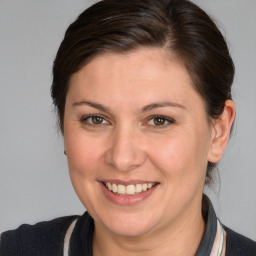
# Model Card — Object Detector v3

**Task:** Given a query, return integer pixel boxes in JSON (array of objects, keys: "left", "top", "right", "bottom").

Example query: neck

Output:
[{"left": 93, "top": 199, "right": 205, "bottom": 256}]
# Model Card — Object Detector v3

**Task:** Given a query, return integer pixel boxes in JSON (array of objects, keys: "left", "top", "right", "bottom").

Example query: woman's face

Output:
[{"left": 64, "top": 48, "right": 215, "bottom": 237}]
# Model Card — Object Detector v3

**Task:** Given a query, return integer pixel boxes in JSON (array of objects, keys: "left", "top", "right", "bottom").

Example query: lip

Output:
[
  {"left": 100, "top": 179, "right": 158, "bottom": 186},
  {"left": 99, "top": 181, "right": 159, "bottom": 206}
]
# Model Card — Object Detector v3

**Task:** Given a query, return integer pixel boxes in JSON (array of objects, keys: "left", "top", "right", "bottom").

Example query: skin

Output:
[{"left": 64, "top": 48, "right": 235, "bottom": 255}]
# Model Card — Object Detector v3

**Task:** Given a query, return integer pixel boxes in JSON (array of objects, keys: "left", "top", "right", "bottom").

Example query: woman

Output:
[{"left": 1, "top": 0, "right": 255, "bottom": 255}]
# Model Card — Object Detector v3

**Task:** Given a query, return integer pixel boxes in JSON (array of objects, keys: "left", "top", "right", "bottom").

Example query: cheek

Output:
[
  {"left": 64, "top": 130, "right": 106, "bottom": 211},
  {"left": 147, "top": 130, "right": 209, "bottom": 180},
  {"left": 64, "top": 129, "right": 104, "bottom": 179}
]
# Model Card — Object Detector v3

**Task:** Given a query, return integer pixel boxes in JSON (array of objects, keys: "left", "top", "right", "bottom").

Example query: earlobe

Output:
[{"left": 208, "top": 100, "right": 236, "bottom": 163}]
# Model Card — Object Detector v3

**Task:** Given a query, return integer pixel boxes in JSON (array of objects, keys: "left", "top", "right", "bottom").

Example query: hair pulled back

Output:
[{"left": 51, "top": 0, "right": 235, "bottom": 182}]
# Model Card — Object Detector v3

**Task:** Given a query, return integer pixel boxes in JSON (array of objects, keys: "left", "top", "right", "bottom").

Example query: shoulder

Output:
[
  {"left": 224, "top": 225, "right": 256, "bottom": 256},
  {"left": 0, "top": 215, "right": 79, "bottom": 256}
]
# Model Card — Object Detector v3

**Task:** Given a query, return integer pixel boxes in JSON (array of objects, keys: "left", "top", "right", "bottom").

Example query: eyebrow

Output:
[
  {"left": 72, "top": 100, "right": 112, "bottom": 112},
  {"left": 72, "top": 100, "right": 186, "bottom": 113},
  {"left": 141, "top": 102, "right": 186, "bottom": 112}
]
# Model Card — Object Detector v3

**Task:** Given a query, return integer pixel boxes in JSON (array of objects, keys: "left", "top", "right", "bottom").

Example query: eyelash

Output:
[
  {"left": 80, "top": 114, "right": 175, "bottom": 128},
  {"left": 81, "top": 114, "right": 109, "bottom": 127},
  {"left": 146, "top": 115, "right": 175, "bottom": 128}
]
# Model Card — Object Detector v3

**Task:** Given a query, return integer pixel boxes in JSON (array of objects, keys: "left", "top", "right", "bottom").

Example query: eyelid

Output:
[
  {"left": 81, "top": 114, "right": 110, "bottom": 125},
  {"left": 146, "top": 115, "right": 175, "bottom": 127},
  {"left": 80, "top": 114, "right": 175, "bottom": 128}
]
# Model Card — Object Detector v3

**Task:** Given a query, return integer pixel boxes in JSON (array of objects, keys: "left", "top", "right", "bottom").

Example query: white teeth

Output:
[
  {"left": 136, "top": 184, "right": 143, "bottom": 193},
  {"left": 117, "top": 184, "right": 126, "bottom": 195},
  {"left": 107, "top": 182, "right": 112, "bottom": 190},
  {"left": 112, "top": 183, "right": 118, "bottom": 193},
  {"left": 147, "top": 183, "right": 153, "bottom": 189},
  {"left": 126, "top": 185, "right": 136, "bottom": 195},
  {"left": 104, "top": 182, "right": 156, "bottom": 195},
  {"left": 142, "top": 184, "right": 147, "bottom": 191}
]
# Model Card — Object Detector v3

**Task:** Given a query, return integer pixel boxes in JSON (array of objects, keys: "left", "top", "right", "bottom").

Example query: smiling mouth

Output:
[{"left": 103, "top": 182, "right": 158, "bottom": 196}]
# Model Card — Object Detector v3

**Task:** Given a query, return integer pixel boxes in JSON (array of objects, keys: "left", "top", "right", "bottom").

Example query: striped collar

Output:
[
  {"left": 67, "top": 195, "right": 225, "bottom": 256},
  {"left": 196, "top": 195, "right": 226, "bottom": 255}
]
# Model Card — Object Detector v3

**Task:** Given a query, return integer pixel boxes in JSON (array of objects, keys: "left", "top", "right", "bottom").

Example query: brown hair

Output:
[{"left": 51, "top": 0, "right": 235, "bottom": 182}]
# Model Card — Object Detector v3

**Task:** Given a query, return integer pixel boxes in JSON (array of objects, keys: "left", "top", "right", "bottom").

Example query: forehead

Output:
[
  {"left": 67, "top": 48, "right": 203, "bottom": 111},
  {"left": 71, "top": 48, "right": 174, "bottom": 83}
]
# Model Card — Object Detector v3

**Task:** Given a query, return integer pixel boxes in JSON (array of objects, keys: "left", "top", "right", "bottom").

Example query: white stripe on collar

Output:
[
  {"left": 210, "top": 219, "right": 226, "bottom": 256},
  {"left": 63, "top": 217, "right": 227, "bottom": 255},
  {"left": 63, "top": 219, "right": 78, "bottom": 256}
]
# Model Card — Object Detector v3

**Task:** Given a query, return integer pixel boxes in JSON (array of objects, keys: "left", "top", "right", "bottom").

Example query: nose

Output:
[{"left": 104, "top": 126, "right": 146, "bottom": 172}]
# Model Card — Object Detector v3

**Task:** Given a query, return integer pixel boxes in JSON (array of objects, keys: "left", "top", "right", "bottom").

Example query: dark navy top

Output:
[{"left": 1, "top": 196, "right": 255, "bottom": 255}]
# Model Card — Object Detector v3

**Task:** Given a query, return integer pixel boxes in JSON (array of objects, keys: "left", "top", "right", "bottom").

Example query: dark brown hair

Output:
[{"left": 51, "top": 0, "right": 235, "bottom": 182}]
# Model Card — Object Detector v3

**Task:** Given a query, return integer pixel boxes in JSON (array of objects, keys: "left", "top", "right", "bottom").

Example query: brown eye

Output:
[
  {"left": 153, "top": 117, "right": 166, "bottom": 125},
  {"left": 81, "top": 115, "right": 108, "bottom": 126},
  {"left": 91, "top": 116, "right": 104, "bottom": 124},
  {"left": 147, "top": 115, "right": 175, "bottom": 127}
]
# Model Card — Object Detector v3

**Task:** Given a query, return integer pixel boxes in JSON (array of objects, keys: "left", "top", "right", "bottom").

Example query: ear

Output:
[{"left": 208, "top": 100, "right": 236, "bottom": 163}]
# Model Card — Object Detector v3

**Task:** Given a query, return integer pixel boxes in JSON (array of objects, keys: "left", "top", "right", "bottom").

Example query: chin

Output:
[
  {"left": 96, "top": 209, "right": 160, "bottom": 237},
  {"left": 107, "top": 222, "right": 155, "bottom": 237}
]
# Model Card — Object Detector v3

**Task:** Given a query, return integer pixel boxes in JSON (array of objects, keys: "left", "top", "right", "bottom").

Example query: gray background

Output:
[{"left": 0, "top": 0, "right": 255, "bottom": 240}]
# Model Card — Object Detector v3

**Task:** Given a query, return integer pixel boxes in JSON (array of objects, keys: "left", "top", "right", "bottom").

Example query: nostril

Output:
[{"left": 104, "top": 147, "right": 146, "bottom": 172}]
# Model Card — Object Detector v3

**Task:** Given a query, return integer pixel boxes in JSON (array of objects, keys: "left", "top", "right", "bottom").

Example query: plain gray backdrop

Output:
[{"left": 0, "top": 0, "right": 255, "bottom": 240}]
